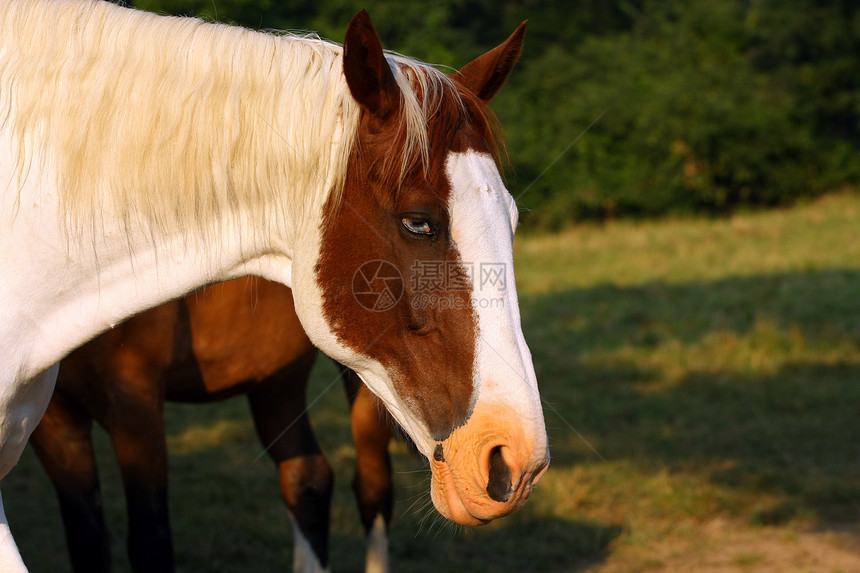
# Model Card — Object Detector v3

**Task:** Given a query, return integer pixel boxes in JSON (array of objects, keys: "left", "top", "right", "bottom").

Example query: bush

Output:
[{"left": 498, "top": 1, "right": 857, "bottom": 228}]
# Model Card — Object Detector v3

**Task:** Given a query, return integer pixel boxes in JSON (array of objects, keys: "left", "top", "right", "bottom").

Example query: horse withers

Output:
[
  {"left": 31, "top": 277, "right": 393, "bottom": 572},
  {"left": 0, "top": 2, "right": 548, "bottom": 568}
]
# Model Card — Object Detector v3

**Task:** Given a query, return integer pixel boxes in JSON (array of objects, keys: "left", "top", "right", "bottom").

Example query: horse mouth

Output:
[{"left": 430, "top": 458, "right": 494, "bottom": 526}]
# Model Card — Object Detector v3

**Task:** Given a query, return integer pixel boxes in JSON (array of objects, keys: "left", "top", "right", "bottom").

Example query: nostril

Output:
[{"left": 486, "top": 446, "right": 513, "bottom": 503}]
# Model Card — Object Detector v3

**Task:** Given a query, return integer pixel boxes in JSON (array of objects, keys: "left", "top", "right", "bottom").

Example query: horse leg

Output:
[
  {"left": 29, "top": 390, "right": 110, "bottom": 573},
  {"left": 247, "top": 355, "right": 333, "bottom": 573},
  {"left": 106, "top": 389, "right": 173, "bottom": 573},
  {"left": 0, "top": 362, "right": 60, "bottom": 573},
  {"left": 343, "top": 368, "right": 393, "bottom": 573},
  {"left": 0, "top": 490, "right": 26, "bottom": 573}
]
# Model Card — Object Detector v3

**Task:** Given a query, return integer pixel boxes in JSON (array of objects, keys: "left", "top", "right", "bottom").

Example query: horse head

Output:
[{"left": 292, "top": 11, "right": 549, "bottom": 526}]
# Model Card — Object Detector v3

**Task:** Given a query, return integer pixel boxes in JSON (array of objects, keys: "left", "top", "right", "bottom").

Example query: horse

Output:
[
  {"left": 30, "top": 276, "right": 393, "bottom": 573},
  {"left": 0, "top": 2, "right": 549, "bottom": 569}
]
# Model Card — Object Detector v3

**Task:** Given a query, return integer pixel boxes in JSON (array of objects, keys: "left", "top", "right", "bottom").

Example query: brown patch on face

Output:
[{"left": 315, "top": 74, "right": 498, "bottom": 441}]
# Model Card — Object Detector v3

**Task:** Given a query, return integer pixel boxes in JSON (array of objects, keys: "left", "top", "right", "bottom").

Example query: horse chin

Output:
[{"left": 430, "top": 458, "right": 492, "bottom": 526}]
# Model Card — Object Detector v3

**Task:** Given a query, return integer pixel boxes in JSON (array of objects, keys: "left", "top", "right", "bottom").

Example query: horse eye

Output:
[{"left": 401, "top": 216, "right": 434, "bottom": 236}]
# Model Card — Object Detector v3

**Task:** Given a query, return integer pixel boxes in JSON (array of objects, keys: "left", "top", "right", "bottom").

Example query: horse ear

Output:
[
  {"left": 343, "top": 10, "right": 400, "bottom": 120},
  {"left": 454, "top": 21, "right": 527, "bottom": 102}
]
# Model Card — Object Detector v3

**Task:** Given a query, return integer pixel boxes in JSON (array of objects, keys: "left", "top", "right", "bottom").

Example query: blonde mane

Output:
[{"left": 0, "top": 0, "right": 462, "bottom": 243}]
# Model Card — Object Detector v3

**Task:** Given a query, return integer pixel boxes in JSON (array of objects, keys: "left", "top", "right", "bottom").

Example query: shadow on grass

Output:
[
  {"left": 522, "top": 268, "right": 860, "bottom": 357},
  {"left": 8, "top": 383, "right": 624, "bottom": 572},
  {"left": 525, "top": 268, "right": 860, "bottom": 527},
  {"left": 380, "top": 516, "right": 623, "bottom": 573}
]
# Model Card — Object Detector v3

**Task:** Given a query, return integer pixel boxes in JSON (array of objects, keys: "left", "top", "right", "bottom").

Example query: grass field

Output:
[{"left": 5, "top": 191, "right": 860, "bottom": 572}]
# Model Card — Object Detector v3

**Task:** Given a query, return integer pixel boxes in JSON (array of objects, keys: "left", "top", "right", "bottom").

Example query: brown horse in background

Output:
[{"left": 29, "top": 277, "right": 393, "bottom": 573}]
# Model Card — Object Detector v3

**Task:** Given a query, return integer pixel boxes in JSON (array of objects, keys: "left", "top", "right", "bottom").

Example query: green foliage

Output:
[
  {"left": 132, "top": 0, "right": 859, "bottom": 227},
  {"left": 504, "top": 1, "right": 859, "bottom": 226}
]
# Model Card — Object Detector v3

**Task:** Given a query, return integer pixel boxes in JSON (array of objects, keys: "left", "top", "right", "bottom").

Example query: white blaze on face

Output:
[{"left": 446, "top": 150, "right": 545, "bottom": 434}]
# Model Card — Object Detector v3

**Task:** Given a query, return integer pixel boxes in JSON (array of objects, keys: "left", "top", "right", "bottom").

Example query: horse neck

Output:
[
  {"left": 0, "top": 1, "right": 355, "bottom": 379},
  {"left": 0, "top": 158, "right": 298, "bottom": 382}
]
